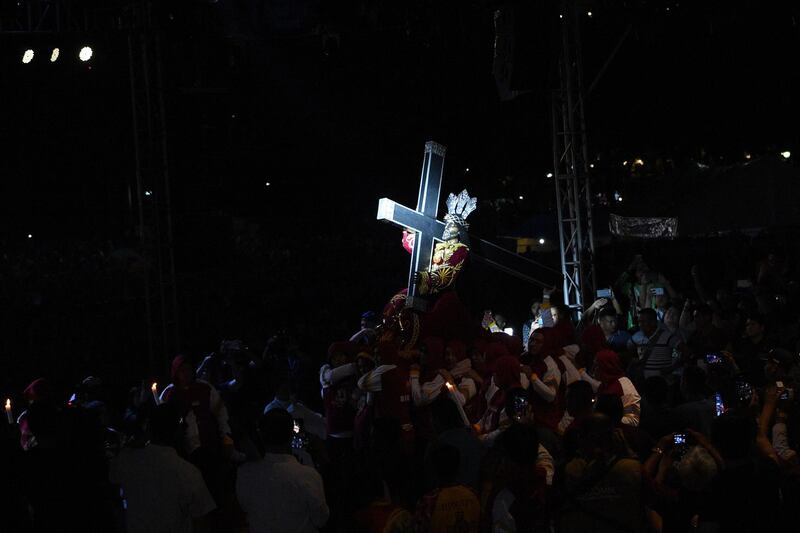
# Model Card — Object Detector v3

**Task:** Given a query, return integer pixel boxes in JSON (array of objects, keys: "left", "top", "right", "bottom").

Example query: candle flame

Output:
[
  {"left": 446, "top": 382, "right": 454, "bottom": 391},
  {"left": 151, "top": 382, "right": 157, "bottom": 392},
  {"left": 5, "top": 399, "right": 10, "bottom": 409}
]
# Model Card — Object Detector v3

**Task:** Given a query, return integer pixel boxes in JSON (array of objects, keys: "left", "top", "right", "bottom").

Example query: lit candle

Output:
[
  {"left": 151, "top": 382, "right": 160, "bottom": 405},
  {"left": 5, "top": 399, "right": 13, "bottom": 425},
  {"left": 445, "top": 382, "right": 470, "bottom": 427}
]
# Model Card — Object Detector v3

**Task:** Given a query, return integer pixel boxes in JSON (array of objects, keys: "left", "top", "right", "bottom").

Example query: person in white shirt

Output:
[
  {"left": 237, "top": 408, "right": 329, "bottom": 533},
  {"left": 110, "top": 404, "right": 216, "bottom": 533}
]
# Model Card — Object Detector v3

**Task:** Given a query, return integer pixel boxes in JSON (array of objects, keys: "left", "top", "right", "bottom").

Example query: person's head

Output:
[
  {"left": 638, "top": 308, "right": 659, "bottom": 337},
  {"left": 528, "top": 327, "right": 559, "bottom": 358},
  {"left": 170, "top": 355, "right": 194, "bottom": 388},
  {"left": 431, "top": 444, "right": 461, "bottom": 486},
  {"left": 580, "top": 413, "right": 614, "bottom": 459},
  {"left": 442, "top": 219, "right": 462, "bottom": 242},
  {"left": 594, "top": 394, "right": 623, "bottom": 426},
  {"left": 444, "top": 339, "right": 467, "bottom": 370},
  {"left": 765, "top": 348, "right": 795, "bottom": 381},
  {"left": 593, "top": 350, "right": 625, "bottom": 384},
  {"left": 663, "top": 304, "right": 680, "bottom": 331},
  {"left": 501, "top": 423, "right": 539, "bottom": 466},
  {"left": 675, "top": 446, "right": 719, "bottom": 492},
  {"left": 598, "top": 308, "right": 619, "bottom": 336},
  {"left": 680, "top": 365, "right": 709, "bottom": 400},
  {"left": 327, "top": 341, "right": 355, "bottom": 368},
  {"left": 693, "top": 304, "right": 714, "bottom": 329},
  {"left": 550, "top": 304, "right": 571, "bottom": 326},
  {"left": 148, "top": 403, "right": 182, "bottom": 447},
  {"left": 356, "top": 351, "right": 375, "bottom": 375},
  {"left": 566, "top": 380, "right": 595, "bottom": 417},
  {"left": 635, "top": 262, "right": 651, "bottom": 283},
  {"left": 258, "top": 408, "right": 294, "bottom": 451},
  {"left": 493, "top": 356, "right": 522, "bottom": 390},
  {"left": 360, "top": 311, "right": 377, "bottom": 330},
  {"left": 504, "top": 387, "right": 534, "bottom": 425},
  {"left": 530, "top": 301, "right": 542, "bottom": 317},
  {"left": 744, "top": 314, "right": 766, "bottom": 340}
]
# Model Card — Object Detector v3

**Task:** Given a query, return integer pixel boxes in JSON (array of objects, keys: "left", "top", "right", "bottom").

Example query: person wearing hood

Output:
[
  {"left": 160, "top": 354, "right": 232, "bottom": 456},
  {"left": 580, "top": 350, "right": 641, "bottom": 427}
]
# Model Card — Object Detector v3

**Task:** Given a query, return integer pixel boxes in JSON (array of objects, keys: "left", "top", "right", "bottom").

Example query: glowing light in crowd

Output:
[
  {"left": 589, "top": 163, "right": 595, "bottom": 168},
  {"left": 587, "top": 11, "right": 593, "bottom": 17},
  {"left": 503, "top": 328, "right": 514, "bottom": 336},
  {"left": 465, "top": 168, "right": 470, "bottom": 173},
  {"left": 622, "top": 160, "right": 628, "bottom": 166},
  {"left": 79, "top": 46, "right": 93, "bottom": 61},
  {"left": 265, "top": 182, "right": 271, "bottom": 187},
  {"left": 144, "top": 190, "right": 153, "bottom": 196},
  {"left": 151, "top": 383, "right": 160, "bottom": 405},
  {"left": 781, "top": 151, "right": 791, "bottom": 159},
  {"left": 518, "top": 195, "right": 524, "bottom": 200},
  {"left": 538, "top": 238, "right": 545, "bottom": 245},
  {"left": 5, "top": 399, "right": 13, "bottom": 424},
  {"left": 50, "top": 48, "right": 60, "bottom": 62},
  {"left": 546, "top": 172, "right": 553, "bottom": 178},
  {"left": 633, "top": 158, "right": 644, "bottom": 167},
  {"left": 27, "top": 234, "right": 33, "bottom": 239},
  {"left": 744, "top": 153, "right": 751, "bottom": 160},
  {"left": 22, "top": 49, "right": 34, "bottom": 64}
]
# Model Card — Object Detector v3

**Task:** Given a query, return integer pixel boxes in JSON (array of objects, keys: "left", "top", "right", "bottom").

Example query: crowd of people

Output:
[{"left": 2, "top": 250, "right": 800, "bottom": 533}]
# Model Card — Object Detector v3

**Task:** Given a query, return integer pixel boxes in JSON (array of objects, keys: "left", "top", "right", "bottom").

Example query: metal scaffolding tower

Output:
[{"left": 552, "top": 0, "right": 596, "bottom": 316}]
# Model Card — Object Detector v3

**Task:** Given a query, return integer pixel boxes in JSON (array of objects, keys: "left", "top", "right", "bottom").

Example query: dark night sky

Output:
[{"left": 1, "top": 1, "right": 798, "bottom": 258}]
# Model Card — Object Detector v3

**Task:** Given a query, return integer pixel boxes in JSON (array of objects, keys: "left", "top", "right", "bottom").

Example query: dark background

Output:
[{"left": 0, "top": 0, "right": 798, "bottom": 389}]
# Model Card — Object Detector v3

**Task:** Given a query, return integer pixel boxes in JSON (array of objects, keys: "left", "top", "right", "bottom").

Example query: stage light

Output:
[
  {"left": 519, "top": 195, "right": 524, "bottom": 200},
  {"left": 22, "top": 49, "right": 34, "bottom": 64},
  {"left": 265, "top": 182, "right": 271, "bottom": 187},
  {"left": 79, "top": 46, "right": 93, "bottom": 62},
  {"left": 27, "top": 234, "right": 33, "bottom": 239},
  {"left": 781, "top": 151, "right": 791, "bottom": 159},
  {"left": 589, "top": 163, "right": 595, "bottom": 168},
  {"left": 144, "top": 190, "right": 153, "bottom": 196},
  {"left": 587, "top": 11, "right": 593, "bottom": 17},
  {"left": 559, "top": 14, "right": 563, "bottom": 19},
  {"left": 465, "top": 168, "right": 470, "bottom": 173},
  {"left": 546, "top": 172, "right": 553, "bottom": 178},
  {"left": 538, "top": 238, "right": 545, "bottom": 245},
  {"left": 50, "top": 48, "right": 60, "bottom": 62}
]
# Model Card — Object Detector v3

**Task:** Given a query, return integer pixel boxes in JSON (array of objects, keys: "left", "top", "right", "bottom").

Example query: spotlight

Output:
[
  {"left": 22, "top": 49, "right": 34, "bottom": 64},
  {"left": 50, "top": 48, "right": 60, "bottom": 62},
  {"left": 79, "top": 46, "right": 93, "bottom": 62},
  {"left": 781, "top": 151, "right": 791, "bottom": 160}
]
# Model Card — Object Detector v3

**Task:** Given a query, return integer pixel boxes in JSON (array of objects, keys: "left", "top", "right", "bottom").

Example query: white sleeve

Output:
[
  {"left": 320, "top": 362, "right": 357, "bottom": 388},
  {"left": 772, "top": 422, "right": 797, "bottom": 461},
  {"left": 579, "top": 369, "right": 602, "bottom": 393},
  {"left": 305, "top": 468, "right": 330, "bottom": 528},
  {"left": 537, "top": 444, "right": 555, "bottom": 486},
  {"left": 560, "top": 356, "right": 582, "bottom": 386},
  {"left": 491, "top": 489, "right": 517, "bottom": 533},
  {"left": 530, "top": 375, "right": 556, "bottom": 402},
  {"left": 187, "top": 465, "right": 217, "bottom": 518},
  {"left": 357, "top": 365, "right": 396, "bottom": 392},
  {"left": 619, "top": 378, "right": 641, "bottom": 427},
  {"left": 208, "top": 384, "right": 231, "bottom": 436},
  {"left": 457, "top": 378, "right": 477, "bottom": 402},
  {"left": 411, "top": 374, "right": 444, "bottom": 406}
]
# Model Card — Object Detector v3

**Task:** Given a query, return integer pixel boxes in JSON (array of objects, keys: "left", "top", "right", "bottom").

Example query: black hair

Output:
[
  {"left": 598, "top": 307, "right": 617, "bottom": 319},
  {"left": 566, "top": 380, "right": 595, "bottom": 415},
  {"left": 259, "top": 408, "right": 294, "bottom": 448},
  {"left": 639, "top": 308, "right": 658, "bottom": 321},
  {"left": 431, "top": 444, "right": 461, "bottom": 485},
  {"left": 501, "top": 423, "right": 540, "bottom": 466},
  {"left": 148, "top": 403, "right": 182, "bottom": 445},
  {"left": 594, "top": 393, "right": 623, "bottom": 424}
]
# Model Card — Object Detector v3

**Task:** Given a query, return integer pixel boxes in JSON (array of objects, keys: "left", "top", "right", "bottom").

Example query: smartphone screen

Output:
[
  {"left": 715, "top": 393, "right": 725, "bottom": 417},
  {"left": 706, "top": 353, "right": 722, "bottom": 364},
  {"left": 596, "top": 288, "right": 612, "bottom": 298},
  {"left": 650, "top": 287, "right": 665, "bottom": 296},
  {"left": 674, "top": 433, "right": 687, "bottom": 445}
]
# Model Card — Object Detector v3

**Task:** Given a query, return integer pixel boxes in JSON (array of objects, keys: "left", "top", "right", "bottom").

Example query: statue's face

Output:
[{"left": 442, "top": 221, "right": 460, "bottom": 241}]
